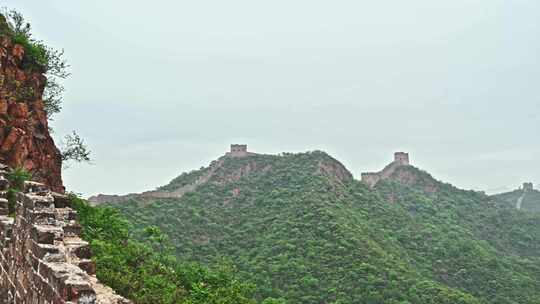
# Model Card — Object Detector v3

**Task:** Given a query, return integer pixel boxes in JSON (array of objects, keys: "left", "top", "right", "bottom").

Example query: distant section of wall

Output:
[
  {"left": 0, "top": 164, "right": 129, "bottom": 304},
  {"left": 523, "top": 182, "right": 534, "bottom": 192},
  {"left": 361, "top": 152, "right": 411, "bottom": 188},
  {"left": 360, "top": 172, "right": 381, "bottom": 188}
]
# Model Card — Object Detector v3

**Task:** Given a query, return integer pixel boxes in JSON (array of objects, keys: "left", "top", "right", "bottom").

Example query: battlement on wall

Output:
[{"left": 0, "top": 164, "right": 129, "bottom": 303}]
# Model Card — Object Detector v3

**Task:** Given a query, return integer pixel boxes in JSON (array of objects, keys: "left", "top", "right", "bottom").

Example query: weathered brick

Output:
[
  {"left": 52, "top": 192, "right": 71, "bottom": 208},
  {"left": 63, "top": 223, "right": 82, "bottom": 237},
  {"left": 31, "top": 225, "right": 63, "bottom": 244},
  {"left": 78, "top": 260, "right": 96, "bottom": 276},
  {"left": 0, "top": 163, "right": 130, "bottom": 303},
  {"left": 68, "top": 242, "right": 92, "bottom": 260}
]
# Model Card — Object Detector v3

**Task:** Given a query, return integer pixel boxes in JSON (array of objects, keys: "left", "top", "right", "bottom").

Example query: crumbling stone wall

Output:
[
  {"left": 0, "top": 164, "right": 129, "bottom": 304},
  {"left": 361, "top": 152, "right": 411, "bottom": 188},
  {"left": 360, "top": 172, "right": 381, "bottom": 188}
]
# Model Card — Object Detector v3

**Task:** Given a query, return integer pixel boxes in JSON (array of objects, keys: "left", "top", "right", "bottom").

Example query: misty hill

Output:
[
  {"left": 99, "top": 147, "right": 540, "bottom": 304},
  {"left": 492, "top": 183, "right": 540, "bottom": 213}
]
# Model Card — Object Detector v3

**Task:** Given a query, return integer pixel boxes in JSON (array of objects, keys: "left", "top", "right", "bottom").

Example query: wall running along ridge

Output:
[
  {"left": 0, "top": 163, "right": 129, "bottom": 304},
  {"left": 361, "top": 152, "right": 411, "bottom": 188},
  {"left": 89, "top": 144, "right": 258, "bottom": 204}
]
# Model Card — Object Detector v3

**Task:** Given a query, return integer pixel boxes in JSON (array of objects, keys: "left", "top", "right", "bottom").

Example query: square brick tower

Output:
[
  {"left": 523, "top": 182, "right": 534, "bottom": 191},
  {"left": 394, "top": 152, "right": 409, "bottom": 166},
  {"left": 230, "top": 144, "right": 248, "bottom": 157}
]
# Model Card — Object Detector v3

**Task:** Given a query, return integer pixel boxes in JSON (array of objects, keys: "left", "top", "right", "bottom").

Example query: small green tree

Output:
[
  {"left": 3, "top": 8, "right": 70, "bottom": 119},
  {"left": 6, "top": 167, "right": 31, "bottom": 191},
  {"left": 5, "top": 167, "right": 31, "bottom": 216},
  {"left": 60, "top": 131, "right": 91, "bottom": 167}
]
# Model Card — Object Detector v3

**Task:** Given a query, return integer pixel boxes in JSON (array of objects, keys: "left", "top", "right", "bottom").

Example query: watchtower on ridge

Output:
[
  {"left": 523, "top": 182, "right": 534, "bottom": 191},
  {"left": 229, "top": 144, "right": 248, "bottom": 157},
  {"left": 394, "top": 152, "right": 409, "bottom": 166}
]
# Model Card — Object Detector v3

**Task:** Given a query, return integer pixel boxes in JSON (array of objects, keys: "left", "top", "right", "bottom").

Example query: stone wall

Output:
[
  {"left": 361, "top": 152, "right": 411, "bottom": 188},
  {"left": 0, "top": 164, "right": 129, "bottom": 304},
  {"left": 360, "top": 172, "right": 381, "bottom": 188}
]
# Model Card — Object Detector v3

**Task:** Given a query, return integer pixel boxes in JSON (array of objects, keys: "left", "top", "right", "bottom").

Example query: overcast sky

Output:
[{"left": 5, "top": 0, "right": 539, "bottom": 196}]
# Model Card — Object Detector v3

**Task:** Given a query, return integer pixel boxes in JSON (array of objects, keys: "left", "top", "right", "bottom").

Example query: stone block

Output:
[
  {"left": 23, "top": 193, "right": 54, "bottom": 210},
  {"left": 27, "top": 209, "right": 56, "bottom": 225},
  {"left": 30, "top": 241, "right": 60, "bottom": 259},
  {"left": 55, "top": 208, "right": 78, "bottom": 222},
  {"left": 63, "top": 223, "right": 82, "bottom": 237},
  {"left": 77, "top": 260, "right": 96, "bottom": 275},
  {"left": 66, "top": 241, "right": 92, "bottom": 260},
  {"left": 24, "top": 181, "right": 49, "bottom": 194},
  {"left": 52, "top": 192, "right": 71, "bottom": 208},
  {"left": 0, "top": 177, "right": 8, "bottom": 191},
  {"left": 31, "top": 225, "right": 63, "bottom": 244},
  {"left": 0, "top": 198, "right": 8, "bottom": 209}
]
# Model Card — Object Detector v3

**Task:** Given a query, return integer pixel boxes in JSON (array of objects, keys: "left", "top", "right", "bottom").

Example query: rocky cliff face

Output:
[{"left": 0, "top": 17, "right": 63, "bottom": 192}]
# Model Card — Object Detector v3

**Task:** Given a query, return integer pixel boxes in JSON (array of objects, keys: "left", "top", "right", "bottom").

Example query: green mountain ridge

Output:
[{"left": 102, "top": 150, "right": 540, "bottom": 304}]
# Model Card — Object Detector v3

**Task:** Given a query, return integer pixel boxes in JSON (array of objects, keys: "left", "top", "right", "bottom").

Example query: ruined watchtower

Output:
[
  {"left": 394, "top": 152, "right": 410, "bottom": 166},
  {"left": 230, "top": 144, "right": 248, "bottom": 157},
  {"left": 361, "top": 152, "right": 411, "bottom": 188},
  {"left": 523, "top": 182, "right": 534, "bottom": 192}
]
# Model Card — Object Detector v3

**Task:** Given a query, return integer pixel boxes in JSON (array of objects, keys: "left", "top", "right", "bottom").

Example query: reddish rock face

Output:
[
  {"left": 8, "top": 102, "right": 29, "bottom": 118},
  {"left": 12, "top": 44, "right": 24, "bottom": 60},
  {"left": 0, "top": 100, "right": 7, "bottom": 115},
  {"left": 0, "top": 34, "right": 63, "bottom": 192}
]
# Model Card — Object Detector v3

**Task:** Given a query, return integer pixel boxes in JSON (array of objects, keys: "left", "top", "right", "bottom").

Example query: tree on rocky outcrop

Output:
[
  {"left": 2, "top": 8, "right": 91, "bottom": 169},
  {"left": 60, "top": 131, "right": 91, "bottom": 168},
  {"left": 3, "top": 8, "right": 69, "bottom": 119}
]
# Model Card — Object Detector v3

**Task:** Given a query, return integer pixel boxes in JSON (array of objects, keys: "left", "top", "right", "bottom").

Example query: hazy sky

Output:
[{"left": 6, "top": 0, "right": 539, "bottom": 196}]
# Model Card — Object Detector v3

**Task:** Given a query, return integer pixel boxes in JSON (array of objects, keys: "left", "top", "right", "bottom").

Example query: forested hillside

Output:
[
  {"left": 103, "top": 151, "right": 540, "bottom": 304},
  {"left": 71, "top": 195, "right": 259, "bottom": 304}
]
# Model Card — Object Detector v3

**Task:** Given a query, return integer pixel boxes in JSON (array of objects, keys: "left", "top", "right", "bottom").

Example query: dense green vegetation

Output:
[
  {"left": 71, "top": 195, "right": 259, "bottom": 304},
  {"left": 0, "top": 10, "right": 47, "bottom": 72},
  {"left": 103, "top": 151, "right": 540, "bottom": 303}
]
